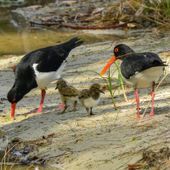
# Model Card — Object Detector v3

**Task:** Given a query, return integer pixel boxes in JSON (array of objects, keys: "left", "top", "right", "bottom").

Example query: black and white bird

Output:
[
  {"left": 78, "top": 83, "right": 104, "bottom": 116},
  {"left": 7, "top": 37, "right": 83, "bottom": 119},
  {"left": 55, "top": 78, "right": 79, "bottom": 113},
  {"left": 101, "top": 44, "right": 167, "bottom": 118}
]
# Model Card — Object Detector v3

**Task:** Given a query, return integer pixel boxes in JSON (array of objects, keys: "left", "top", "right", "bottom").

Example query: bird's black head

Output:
[
  {"left": 7, "top": 63, "right": 38, "bottom": 119},
  {"left": 100, "top": 44, "right": 135, "bottom": 76},
  {"left": 7, "top": 80, "right": 34, "bottom": 103},
  {"left": 7, "top": 78, "right": 37, "bottom": 119},
  {"left": 7, "top": 65, "right": 37, "bottom": 104},
  {"left": 113, "top": 44, "right": 135, "bottom": 60},
  {"left": 7, "top": 87, "right": 22, "bottom": 104}
]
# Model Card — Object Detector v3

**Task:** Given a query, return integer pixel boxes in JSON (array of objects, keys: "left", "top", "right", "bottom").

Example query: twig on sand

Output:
[
  {"left": 30, "top": 21, "right": 127, "bottom": 30},
  {"left": 61, "top": 23, "right": 127, "bottom": 30}
]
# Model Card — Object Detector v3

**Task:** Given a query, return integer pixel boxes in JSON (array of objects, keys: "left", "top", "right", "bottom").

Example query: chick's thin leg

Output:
[
  {"left": 58, "top": 96, "right": 68, "bottom": 114},
  {"left": 90, "top": 107, "right": 95, "bottom": 116},
  {"left": 150, "top": 82, "right": 155, "bottom": 117},
  {"left": 85, "top": 107, "right": 89, "bottom": 114},
  {"left": 61, "top": 99, "right": 68, "bottom": 114},
  {"left": 72, "top": 100, "right": 78, "bottom": 111}
]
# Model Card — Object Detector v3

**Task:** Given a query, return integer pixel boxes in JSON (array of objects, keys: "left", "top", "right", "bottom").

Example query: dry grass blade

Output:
[
  {"left": 0, "top": 138, "right": 23, "bottom": 170},
  {"left": 125, "top": 0, "right": 170, "bottom": 28}
]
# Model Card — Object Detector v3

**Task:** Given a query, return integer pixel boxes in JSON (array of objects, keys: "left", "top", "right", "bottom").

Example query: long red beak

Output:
[
  {"left": 100, "top": 56, "right": 117, "bottom": 76},
  {"left": 10, "top": 103, "right": 16, "bottom": 119}
]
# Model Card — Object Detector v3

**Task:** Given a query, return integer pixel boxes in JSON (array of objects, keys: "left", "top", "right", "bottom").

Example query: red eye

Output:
[{"left": 114, "top": 48, "right": 119, "bottom": 53}]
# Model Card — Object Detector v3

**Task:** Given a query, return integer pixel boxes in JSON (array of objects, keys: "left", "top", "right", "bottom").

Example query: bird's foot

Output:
[
  {"left": 136, "top": 107, "right": 141, "bottom": 119},
  {"left": 136, "top": 113, "right": 141, "bottom": 119},
  {"left": 149, "top": 111, "right": 154, "bottom": 117},
  {"left": 57, "top": 103, "right": 67, "bottom": 114},
  {"left": 10, "top": 117, "right": 16, "bottom": 121},
  {"left": 89, "top": 113, "right": 95, "bottom": 116},
  {"left": 59, "top": 110, "right": 66, "bottom": 114},
  {"left": 36, "top": 107, "right": 43, "bottom": 113},
  {"left": 71, "top": 108, "right": 77, "bottom": 112},
  {"left": 57, "top": 103, "right": 65, "bottom": 110},
  {"left": 136, "top": 107, "right": 141, "bottom": 111}
]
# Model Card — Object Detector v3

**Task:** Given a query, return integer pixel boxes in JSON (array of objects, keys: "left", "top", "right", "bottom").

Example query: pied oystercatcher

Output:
[
  {"left": 7, "top": 37, "right": 83, "bottom": 119},
  {"left": 100, "top": 44, "right": 167, "bottom": 118}
]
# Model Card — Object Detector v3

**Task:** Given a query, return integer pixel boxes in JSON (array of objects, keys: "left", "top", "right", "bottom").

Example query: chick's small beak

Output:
[
  {"left": 99, "top": 89, "right": 105, "bottom": 94},
  {"left": 100, "top": 56, "right": 117, "bottom": 76},
  {"left": 10, "top": 103, "right": 16, "bottom": 119}
]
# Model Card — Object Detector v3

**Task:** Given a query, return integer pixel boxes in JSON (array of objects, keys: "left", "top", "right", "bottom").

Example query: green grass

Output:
[
  {"left": 100, "top": 60, "right": 128, "bottom": 109},
  {"left": 114, "top": 61, "right": 128, "bottom": 102},
  {"left": 159, "top": 0, "right": 170, "bottom": 17},
  {"left": 104, "top": 0, "right": 170, "bottom": 28},
  {"left": 106, "top": 68, "right": 117, "bottom": 109},
  {"left": 138, "top": 0, "right": 170, "bottom": 26}
]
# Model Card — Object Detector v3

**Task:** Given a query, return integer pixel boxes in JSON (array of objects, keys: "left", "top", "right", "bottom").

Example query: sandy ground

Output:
[{"left": 0, "top": 32, "right": 170, "bottom": 170}]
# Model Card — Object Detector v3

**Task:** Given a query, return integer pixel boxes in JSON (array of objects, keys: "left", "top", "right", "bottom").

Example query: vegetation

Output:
[
  {"left": 101, "top": 0, "right": 170, "bottom": 28},
  {"left": 99, "top": 61, "right": 128, "bottom": 110},
  {"left": 25, "top": 0, "right": 54, "bottom": 6}
]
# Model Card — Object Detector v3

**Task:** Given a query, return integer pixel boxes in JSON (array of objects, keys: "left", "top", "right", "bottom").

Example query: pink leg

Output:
[
  {"left": 134, "top": 89, "right": 140, "bottom": 119},
  {"left": 150, "top": 82, "right": 155, "bottom": 117},
  {"left": 57, "top": 103, "right": 65, "bottom": 110},
  {"left": 37, "top": 89, "right": 46, "bottom": 113}
]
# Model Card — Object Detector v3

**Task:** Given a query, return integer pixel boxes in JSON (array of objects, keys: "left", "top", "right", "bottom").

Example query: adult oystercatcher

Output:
[
  {"left": 100, "top": 44, "right": 167, "bottom": 118},
  {"left": 7, "top": 37, "right": 83, "bottom": 119},
  {"left": 55, "top": 78, "right": 79, "bottom": 113},
  {"left": 78, "top": 83, "right": 104, "bottom": 116}
]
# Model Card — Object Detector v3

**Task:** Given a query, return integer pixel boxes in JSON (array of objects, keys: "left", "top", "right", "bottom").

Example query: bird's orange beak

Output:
[
  {"left": 10, "top": 103, "right": 16, "bottom": 119},
  {"left": 100, "top": 56, "right": 117, "bottom": 76}
]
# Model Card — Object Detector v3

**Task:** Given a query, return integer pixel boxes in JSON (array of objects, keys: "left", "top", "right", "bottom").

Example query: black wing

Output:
[
  {"left": 18, "top": 37, "right": 83, "bottom": 72},
  {"left": 121, "top": 52, "right": 167, "bottom": 79}
]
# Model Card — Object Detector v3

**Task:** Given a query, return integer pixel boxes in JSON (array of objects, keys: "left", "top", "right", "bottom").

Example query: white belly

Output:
[
  {"left": 33, "top": 61, "right": 66, "bottom": 89},
  {"left": 124, "top": 66, "right": 164, "bottom": 88},
  {"left": 83, "top": 97, "right": 100, "bottom": 108}
]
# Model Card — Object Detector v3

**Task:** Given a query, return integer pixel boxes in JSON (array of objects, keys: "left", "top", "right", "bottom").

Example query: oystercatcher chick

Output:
[
  {"left": 55, "top": 79, "right": 79, "bottom": 113},
  {"left": 7, "top": 37, "right": 83, "bottom": 119},
  {"left": 78, "top": 83, "right": 104, "bottom": 116},
  {"left": 100, "top": 44, "right": 167, "bottom": 118}
]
